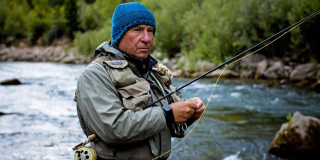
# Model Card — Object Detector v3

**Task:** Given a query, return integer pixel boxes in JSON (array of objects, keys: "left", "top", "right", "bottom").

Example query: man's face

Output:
[{"left": 118, "top": 25, "right": 154, "bottom": 59}]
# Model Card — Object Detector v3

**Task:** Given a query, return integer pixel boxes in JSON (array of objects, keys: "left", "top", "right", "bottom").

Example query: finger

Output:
[
  {"left": 190, "top": 97, "right": 204, "bottom": 109},
  {"left": 195, "top": 106, "right": 206, "bottom": 113},
  {"left": 187, "top": 100, "right": 197, "bottom": 109}
]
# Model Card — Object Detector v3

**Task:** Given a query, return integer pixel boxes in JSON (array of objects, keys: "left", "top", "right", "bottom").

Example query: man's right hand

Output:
[{"left": 170, "top": 100, "right": 197, "bottom": 123}]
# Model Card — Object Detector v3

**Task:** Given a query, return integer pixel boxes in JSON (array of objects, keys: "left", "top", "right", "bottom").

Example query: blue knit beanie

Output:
[{"left": 112, "top": 2, "right": 156, "bottom": 45}]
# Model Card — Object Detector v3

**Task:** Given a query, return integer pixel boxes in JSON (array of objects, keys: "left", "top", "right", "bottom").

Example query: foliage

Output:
[
  {"left": 286, "top": 112, "right": 292, "bottom": 128},
  {"left": 64, "top": 0, "right": 79, "bottom": 40},
  {"left": 74, "top": 21, "right": 112, "bottom": 56},
  {"left": 142, "top": 0, "right": 198, "bottom": 57},
  {"left": 180, "top": 0, "right": 320, "bottom": 65},
  {"left": 78, "top": 0, "right": 120, "bottom": 31},
  {"left": 1, "top": 0, "right": 319, "bottom": 67},
  {"left": 286, "top": 113, "right": 292, "bottom": 121},
  {"left": 0, "top": 0, "right": 30, "bottom": 44}
]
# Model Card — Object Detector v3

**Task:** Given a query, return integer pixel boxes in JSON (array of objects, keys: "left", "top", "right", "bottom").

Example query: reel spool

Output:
[
  {"left": 73, "top": 134, "right": 97, "bottom": 160},
  {"left": 74, "top": 146, "right": 96, "bottom": 160}
]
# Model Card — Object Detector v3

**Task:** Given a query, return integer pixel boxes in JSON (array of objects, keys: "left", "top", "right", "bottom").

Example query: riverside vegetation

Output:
[{"left": 1, "top": 0, "right": 320, "bottom": 92}]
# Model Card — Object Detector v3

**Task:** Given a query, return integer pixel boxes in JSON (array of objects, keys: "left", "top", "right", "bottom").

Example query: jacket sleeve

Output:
[{"left": 76, "top": 62, "right": 167, "bottom": 145}]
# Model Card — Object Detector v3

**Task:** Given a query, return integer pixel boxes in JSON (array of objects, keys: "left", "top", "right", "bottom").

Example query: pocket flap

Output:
[
  {"left": 104, "top": 60, "right": 128, "bottom": 69},
  {"left": 118, "top": 81, "right": 150, "bottom": 98}
]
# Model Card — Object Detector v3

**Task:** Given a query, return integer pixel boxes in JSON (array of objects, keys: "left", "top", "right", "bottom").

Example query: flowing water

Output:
[{"left": 0, "top": 62, "right": 319, "bottom": 160}]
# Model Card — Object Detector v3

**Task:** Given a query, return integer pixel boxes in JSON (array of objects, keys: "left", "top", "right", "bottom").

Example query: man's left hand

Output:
[{"left": 189, "top": 97, "right": 206, "bottom": 119}]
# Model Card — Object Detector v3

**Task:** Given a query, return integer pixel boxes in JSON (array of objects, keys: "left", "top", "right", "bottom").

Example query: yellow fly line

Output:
[{"left": 152, "top": 10, "right": 320, "bottom": 160}]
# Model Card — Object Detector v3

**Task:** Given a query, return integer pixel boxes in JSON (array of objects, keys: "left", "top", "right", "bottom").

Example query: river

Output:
[{"left": 0, "top": 62, "right": 319, "bottom": 160}]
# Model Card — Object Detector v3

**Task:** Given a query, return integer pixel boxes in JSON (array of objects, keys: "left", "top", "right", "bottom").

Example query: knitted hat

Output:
[{"left": 112, "top": 2, "right": 156, "bottom": 45}]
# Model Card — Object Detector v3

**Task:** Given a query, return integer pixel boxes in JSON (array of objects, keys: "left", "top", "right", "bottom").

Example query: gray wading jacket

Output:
[{"left": 75, "top": 41, "right": 182, "bottom": 159}]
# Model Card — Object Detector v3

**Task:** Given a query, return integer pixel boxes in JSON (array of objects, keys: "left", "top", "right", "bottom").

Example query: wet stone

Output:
[{"left": 0, "top": 78, "right": 22, "bottom": 85}]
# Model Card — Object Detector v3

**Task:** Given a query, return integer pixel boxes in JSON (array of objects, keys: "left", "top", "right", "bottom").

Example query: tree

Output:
[{"left": 65, "top": 0, "right": 79, "bottom": 39}]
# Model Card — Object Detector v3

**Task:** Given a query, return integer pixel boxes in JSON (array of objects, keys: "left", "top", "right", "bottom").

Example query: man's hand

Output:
[
  {"left": 189, "top": 97, "right": 206, "bottom": 119},
  {"left": 170, "top": 100, "right": 197, "bottom": 123}
]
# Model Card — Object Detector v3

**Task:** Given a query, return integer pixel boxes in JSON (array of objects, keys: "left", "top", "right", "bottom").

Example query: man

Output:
[{"left": 75, "top": 2, "right": 205, "bottom": 159}]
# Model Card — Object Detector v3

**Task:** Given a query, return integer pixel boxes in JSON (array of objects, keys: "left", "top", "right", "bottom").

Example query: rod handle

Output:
[{"left": 72, "top": 134, "right": 97, "bottom": 150}]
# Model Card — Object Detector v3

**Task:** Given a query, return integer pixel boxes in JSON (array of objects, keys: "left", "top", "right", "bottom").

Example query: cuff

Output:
[{"left": 161, "top": 105, "right": 175, "bottom": 126}]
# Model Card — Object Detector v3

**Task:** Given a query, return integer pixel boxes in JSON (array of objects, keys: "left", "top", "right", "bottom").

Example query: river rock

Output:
[
  {"left": 190, "top": 72, "right": 202, "bottom": 78},
  {"left": 196, "top": 60, "right": 215, "bottom": 73},
  {"left": 172, "top": 69, "right": 183, "bottom": 77},
  {"left": 205, "top": 69, "right": 239, "bottom": 78},
  {"left": 161, "top": 58, "right": 174, "bottom": 70},
  {"left": 268, "top": 111, "right": 320, "bottom": 159},
  {"left": 60, "top": 55, "right": 77, "bottom": 64},
  {"left": 240, "top": 53, "right": 266, "bottom": 67},
  {"left": 240, "top": 70, "right": 254, "bottom": 78},
  {"left": 290, "top": 63, "right": 317, "bottom": 81},
  {"left": 0, "top": 78, "right": 22, "bottom": 85},
  {"left": 263, "top": 61, "right": 285, "bottom": 79},
  {"left": 255, "top": 59, "right": 268, "bottom": 79}
]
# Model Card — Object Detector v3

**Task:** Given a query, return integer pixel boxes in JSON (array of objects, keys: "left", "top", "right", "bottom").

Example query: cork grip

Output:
[{"left": 73, "top": 134, "right": 97, "bottom": 150}]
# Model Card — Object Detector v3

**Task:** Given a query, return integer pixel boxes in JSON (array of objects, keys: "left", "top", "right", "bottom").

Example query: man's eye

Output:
[{"left": 133, "top": 28, "right": 140, "bottom": 31}]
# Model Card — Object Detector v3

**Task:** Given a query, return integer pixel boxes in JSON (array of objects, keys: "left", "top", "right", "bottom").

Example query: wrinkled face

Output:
[{"left": 118, "top": 25, "right": 154, "bottom": 59}]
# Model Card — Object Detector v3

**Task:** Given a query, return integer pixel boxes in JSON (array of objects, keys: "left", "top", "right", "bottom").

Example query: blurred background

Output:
[{"left": 0, "top": 0, "right": 320, "bottom": 159}]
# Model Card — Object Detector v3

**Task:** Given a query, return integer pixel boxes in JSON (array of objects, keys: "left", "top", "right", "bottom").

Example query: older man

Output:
[{"left": 75, "top": 2, "right": 205, "bottom": 159}]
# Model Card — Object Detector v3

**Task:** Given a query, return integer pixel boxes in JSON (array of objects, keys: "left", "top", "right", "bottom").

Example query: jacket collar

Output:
[{"left": 94, "top": 41, "right": 158, "bottom": 75}]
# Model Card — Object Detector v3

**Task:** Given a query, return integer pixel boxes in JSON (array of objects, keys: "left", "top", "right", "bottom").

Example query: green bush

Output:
[
  {"left": 74, "top": 21, "right": 112, "bottom": 56},
  {"left": 1, "top": 0, "right": 319, "bottom": 67},
  {"left": 27, "top": 0, "right": 54, "bottom": 44},
  {"left": 78, "top": 0, "right": 121, "bottom": 32},
  {"left": 141, "top": 0, "right": 198, "bottom": 57},
  {"left": 179, "top": 0, "right": 320, "bottom": 66},
  {"left": 0, "top": 0, "right": 30, "bottom": 44}
]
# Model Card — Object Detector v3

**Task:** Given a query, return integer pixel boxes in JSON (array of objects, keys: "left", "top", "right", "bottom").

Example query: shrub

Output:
[{"left": 74, "top": 22, "right": 112, "bottom": 56}]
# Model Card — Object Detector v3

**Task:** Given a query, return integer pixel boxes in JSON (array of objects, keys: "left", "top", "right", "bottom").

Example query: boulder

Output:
[
  {"left": 0, "top": 78, "right": 22, "bottom": 85},
  {"left": 240, "top": 70, "right": 254, "bottom": 78},
  {"left": 161, "top": 58, "right": 174, "bottom": 70},
  {"left": 205, "top": 69, "right": 239, "bottom": 78},
  {"left": 240, "top": 53, "right": 267, "bottom": 67},
  {"left": 255, "top": 59, "right": 268, "bottom": 79},
  {"left": 290, "top": 63, "right": 316, "bottom": 81},
  {"left": 60, "top": 55, "right": 77, "bottom": 64},
  {"left": 196, "top": 60, "right": 215, "bottom": 73},
  {"left": 0, "top": 111, "right": 6, "bottom": 116},
  {"left": 190, "top": 72, "right": 202, "bottom": 78},
  {"left": 263, "top": 61, "right": 285, "bottom": 79},
  {"left": 268, "top": 111, "right": 320, "bottom": 159},
  {"left": 172, "top": 69, "right": 183, "bottom": 77}
]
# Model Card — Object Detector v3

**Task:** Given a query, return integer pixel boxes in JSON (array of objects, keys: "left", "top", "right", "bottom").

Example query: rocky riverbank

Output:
[
  {"left": 1, "top": 44, "right": 320, "bottom": 93},
  {"left": 0, "top": 43, "right": 90, "bottom": 64}
]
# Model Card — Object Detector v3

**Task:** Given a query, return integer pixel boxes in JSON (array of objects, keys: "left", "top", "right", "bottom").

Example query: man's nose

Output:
[{"left": 141, "top": 30, "right": 153, "bottom": 43}]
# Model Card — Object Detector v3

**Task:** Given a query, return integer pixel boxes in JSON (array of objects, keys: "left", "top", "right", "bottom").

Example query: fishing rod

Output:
[{"left": 148, "top": 9, "right": 320, "bottom": 108}]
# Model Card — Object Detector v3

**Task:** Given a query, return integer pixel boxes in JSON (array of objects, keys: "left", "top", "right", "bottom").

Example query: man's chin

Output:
[{"left": 136, "top": 53, "right": 149, "bottom": 59}]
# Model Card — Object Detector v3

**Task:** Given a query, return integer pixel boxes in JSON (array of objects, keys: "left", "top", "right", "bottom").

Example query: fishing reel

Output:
[
  {"left": 74, "top": 146, "right": 96, "bottom": 160},
  {"left": 73, "top": 134, "right": 97, "bottom": 160}
]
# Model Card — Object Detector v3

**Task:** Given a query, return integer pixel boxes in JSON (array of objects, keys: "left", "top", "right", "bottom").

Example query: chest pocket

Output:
[
  {"left": 103, "top": 60, "right": 136, "bottom": 87},
  {"left": 118, "top": 81, "right": 151, "bottom": 112},
  {"left": 103, "top": 60, "right": 151, "bottom": 112}
]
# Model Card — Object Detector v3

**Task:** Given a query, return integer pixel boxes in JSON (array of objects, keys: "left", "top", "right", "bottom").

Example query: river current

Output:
[{"left": 1, "top": 62, "right": 319, "bottom": 160}]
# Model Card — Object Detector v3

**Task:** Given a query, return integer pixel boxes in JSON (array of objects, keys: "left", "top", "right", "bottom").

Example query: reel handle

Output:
[{"left": 73, "top": 134, "right": 97, "bottom": 150}]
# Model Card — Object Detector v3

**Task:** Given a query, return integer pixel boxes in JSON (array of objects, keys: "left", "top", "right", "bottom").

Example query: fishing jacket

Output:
[{"left": 74, "top": 41, "right": 189, "bottom": 159}]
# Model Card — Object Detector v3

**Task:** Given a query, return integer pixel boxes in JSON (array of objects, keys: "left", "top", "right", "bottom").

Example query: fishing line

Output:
[{"left": 152, "top": 9, "right": 320, "bottom": 160}]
